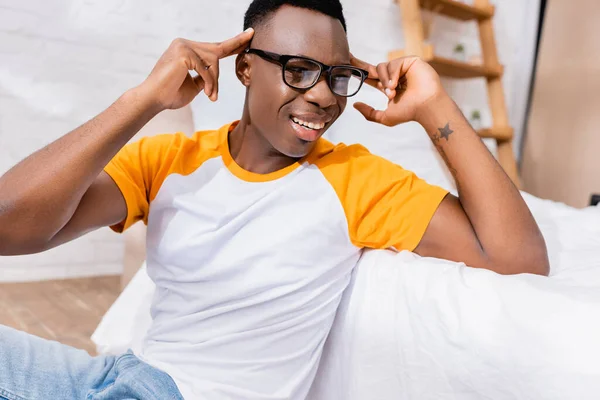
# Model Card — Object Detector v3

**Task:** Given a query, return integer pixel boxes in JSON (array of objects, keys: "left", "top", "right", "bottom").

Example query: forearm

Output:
[
  {"left": 416, "top": 93, "right": 549, "bottom": 274},
  {"left": 0, "top": 86, "right": 159, "bottom": 244}
]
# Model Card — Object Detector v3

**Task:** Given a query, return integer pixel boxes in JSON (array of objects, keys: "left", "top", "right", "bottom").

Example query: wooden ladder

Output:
[{"left": 389, "top": 0, "right": 519, "bottom": 185}]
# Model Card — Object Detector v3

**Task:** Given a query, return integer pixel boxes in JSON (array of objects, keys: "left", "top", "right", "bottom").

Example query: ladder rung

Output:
[
  {"left": 419, "top": 0, "right": 494, "bottom": 21},
  {"left": 389, "top": 49, "right": 502, "bottom": 79},
  {"left": 428, "top": 55, "right": 502, "bottom": 79},
  {"left": 477, "top": 127, "right": 513, "bottom": 140}
]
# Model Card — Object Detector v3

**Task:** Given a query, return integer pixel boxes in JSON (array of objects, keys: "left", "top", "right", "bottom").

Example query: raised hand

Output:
[
  {"left": 139, "top": 28, "right": 254, "bottom": 111},
  {"left": 350, "top": 54, "right": 446, "bottom": 127}
]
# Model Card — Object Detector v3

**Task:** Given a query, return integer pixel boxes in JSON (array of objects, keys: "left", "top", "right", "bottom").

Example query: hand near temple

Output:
[
  {"left": 139, "top": 28, "right": 254, "bottom": 110},
  {"left": 350, "top": 55, "right": 447, "bottom": 127}
]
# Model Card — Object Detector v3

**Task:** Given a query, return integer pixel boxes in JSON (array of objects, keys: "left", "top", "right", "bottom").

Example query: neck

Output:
[{"left": 229, "top": 111, "right": 298, "bottom": 175}]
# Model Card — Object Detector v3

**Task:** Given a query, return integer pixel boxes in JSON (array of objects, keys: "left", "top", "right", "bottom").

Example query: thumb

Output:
[{"left": 353, "top": 102, "right": 390, "bottom": 126}]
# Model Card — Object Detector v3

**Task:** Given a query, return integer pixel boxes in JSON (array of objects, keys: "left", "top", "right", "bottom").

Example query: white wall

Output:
[
  {"left": 0, "top": 0, "right": 196, "bottom": 281},
  {"left": 0, "top": 0, "right": 539, "bottom": 281}
]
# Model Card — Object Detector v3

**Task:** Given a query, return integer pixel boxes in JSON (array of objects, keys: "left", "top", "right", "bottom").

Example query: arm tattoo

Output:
[
  {"left": 431, "top": 122, "right": 454, "bottom": 144},
  {"left": 431, "top": 122, "right": 458, "bottom": 180}
]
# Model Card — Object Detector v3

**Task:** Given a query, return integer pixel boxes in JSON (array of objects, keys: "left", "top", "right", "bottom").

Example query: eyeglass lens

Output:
[{"left": 283, "top": 58, "right": 363, "bottom": 97}]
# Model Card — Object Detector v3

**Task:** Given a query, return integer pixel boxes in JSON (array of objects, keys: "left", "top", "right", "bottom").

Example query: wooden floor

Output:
[{"left": 0, "top": 276, "right": 121, "bottom": 355}]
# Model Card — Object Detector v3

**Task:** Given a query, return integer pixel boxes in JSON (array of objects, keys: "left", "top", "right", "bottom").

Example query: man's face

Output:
[{"left": 241, "top": 5, "right": 350, "bottom": 158}]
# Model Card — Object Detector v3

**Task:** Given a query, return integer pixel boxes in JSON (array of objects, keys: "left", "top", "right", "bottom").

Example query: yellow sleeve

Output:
[
  {"left": 315, "top": 143, "right": 449, "bottom": 251},
  {"left": 103, "top": 133, "right": 184, "bottom": 233}
]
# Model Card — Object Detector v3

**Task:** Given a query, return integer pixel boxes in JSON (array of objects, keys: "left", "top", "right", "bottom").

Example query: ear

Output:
[{"left": 235, "top": 53, "right": 251, "bottom": 87}]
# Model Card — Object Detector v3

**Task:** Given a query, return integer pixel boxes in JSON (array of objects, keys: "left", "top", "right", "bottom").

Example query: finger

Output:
[
  {"left": 353, "top": 102, "right": 390, "bottom": 126},
  {"left": 349, "top": 53, "right": 378, "bottom": 79},
  {"left": 192, "top": 74, "right": 205, "bottom": 91},
  {"left": 388, "top": 56, "right": 419, "bottom": 84},
  {"left": 200, "top": 65, "right": 218, "bottom": 101},
  {"left": 364, "top": 77, "right": 377, "bottom": 88},
  {"left": 183, "top": 72, "right": 202, "bottom": 95},
  {"left": 386, "top": 63, "right": 400, "bottom": 99},
  {"left": 207, "top": 61, "right": 220, "bottom": 101},
  {"left": 388, "top": 61, "right": 402, "bottom": 89},
  {"left": 227, "top": 40, "right": 252, "bottom": 57},
  {"left": 376, "top": 63, "right": 393, "bottom": 99},
  {"left": 217, "top": 28, "right": 255, "bottom": 58},
  {"left": 186, "top": 43, "right": 220, "bottom": 99},
  {"left": 187, "top": 49, "right": 216, "bottom": 99},
  {"left": 199, "top": 52, "right": 220, "bottom": 101},
  {"left": 363, "top": 78, "right": 388, "bottom": 95},
  {"left": 196, "top": 62, "right": 215, "bottom": 100}
]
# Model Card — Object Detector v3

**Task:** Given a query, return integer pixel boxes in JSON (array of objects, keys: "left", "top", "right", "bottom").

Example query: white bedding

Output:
[
  {"left": 92, "top": 192, "right": 600, "bottom": 399},
  {"left": 308, "top": 199, "right": 600, "bottom": 400}
]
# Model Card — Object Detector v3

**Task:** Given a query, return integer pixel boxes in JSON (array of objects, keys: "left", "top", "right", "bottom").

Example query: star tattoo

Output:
[{"left": 438, "top": 123, "right": 454, "bottom": 141}]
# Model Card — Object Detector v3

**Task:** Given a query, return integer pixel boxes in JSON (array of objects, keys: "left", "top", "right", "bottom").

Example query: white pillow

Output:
[
  {"left": 91, "top": 263, "right": 153, "bottom": 356},
  {"left": 308, "top": 247, "right": 600, "bottom": 400}
]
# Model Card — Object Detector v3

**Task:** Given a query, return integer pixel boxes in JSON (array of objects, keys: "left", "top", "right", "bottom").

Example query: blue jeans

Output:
[{"left": 0, "top": 325, "right": 183, "bottom": 400}]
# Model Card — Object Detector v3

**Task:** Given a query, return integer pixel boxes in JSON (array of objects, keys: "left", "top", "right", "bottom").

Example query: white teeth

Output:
[{"left": 292, "top": 117, "right": 325, "bottom": 130}]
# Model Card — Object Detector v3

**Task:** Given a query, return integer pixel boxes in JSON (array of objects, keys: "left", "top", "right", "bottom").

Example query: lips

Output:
[
  {"left": 288, "top": 113, "right": 332, "bottom": 142},
  {"left": 289, "top": 118, "right": 324, "bottom": 142}
]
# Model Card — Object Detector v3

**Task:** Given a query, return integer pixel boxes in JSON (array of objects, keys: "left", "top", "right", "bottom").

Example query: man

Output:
[{"left": 0, "top": 0, "right": 549, "bottom": 399}]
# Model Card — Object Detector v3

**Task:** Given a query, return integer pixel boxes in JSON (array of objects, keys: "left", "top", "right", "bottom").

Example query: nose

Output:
[{"left": 303, "top": 77, "right": 337, "bottom": 109}]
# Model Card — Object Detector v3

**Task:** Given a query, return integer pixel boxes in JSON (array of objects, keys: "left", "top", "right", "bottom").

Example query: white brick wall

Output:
[
  {"left": 0, "top": 0, "right": 171, "bottom": 282},
  {"left": 0, "top": 0, "right": 539, "bottom": 281}
]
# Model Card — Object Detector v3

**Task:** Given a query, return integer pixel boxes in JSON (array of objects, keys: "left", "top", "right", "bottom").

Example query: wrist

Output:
[
  {"left": 123, "top": 83, "right": 165, "bottom": 117},
  {"left": 414, "top": 90, "right": 454, "bottom": 128}
]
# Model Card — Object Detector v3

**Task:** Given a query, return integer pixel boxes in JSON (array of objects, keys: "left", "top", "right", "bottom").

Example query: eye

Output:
[
  {"left": 330, "top": 68, "right": 363, "bottom": 96},
  {"left": 286, "top": 66, "right": 310, "bottom": 80},
  {"left": 332, "top": 75, "right": 350, "bottom": 90},
  {"left": 284, "top": 59, "right": 321, "bottom": 88},
  {"left": 287, "top": 66, "right": 308, "bottom": 73}
]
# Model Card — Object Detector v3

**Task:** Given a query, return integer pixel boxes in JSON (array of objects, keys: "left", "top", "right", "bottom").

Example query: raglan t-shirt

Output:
[{"left": 103, "top": 120, "right": 448, "bottom": 400}]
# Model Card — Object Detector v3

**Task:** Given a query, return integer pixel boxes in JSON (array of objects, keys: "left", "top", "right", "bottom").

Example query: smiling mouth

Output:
[
  {"left": 289, "top": 117, "right": 327, "bottom": 142},
  {"left": 291, "top": 116, "right": 326, "bottom": 130}
]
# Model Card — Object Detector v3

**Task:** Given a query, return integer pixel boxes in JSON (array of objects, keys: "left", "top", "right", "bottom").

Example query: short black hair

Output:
[{"left": 243, "top": 0, "right": 347, "bottom": 33}]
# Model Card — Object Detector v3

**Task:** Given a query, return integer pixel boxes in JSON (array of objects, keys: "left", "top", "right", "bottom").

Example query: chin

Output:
[
  {"left": 279, "top": 120, "right": 333, "bottom": 158},
  {"left": 278, "top": 139, "right": 317, "bottom": 159}
]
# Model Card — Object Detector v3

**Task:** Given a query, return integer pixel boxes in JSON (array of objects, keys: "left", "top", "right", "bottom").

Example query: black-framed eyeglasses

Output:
[{"left": 245, "top": 48, "right": 369, "bottom": 98}]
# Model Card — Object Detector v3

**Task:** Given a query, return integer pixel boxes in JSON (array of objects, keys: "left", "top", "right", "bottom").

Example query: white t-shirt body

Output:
[{"left": 105, "top": 121, "right": 447, "bottom": 399}]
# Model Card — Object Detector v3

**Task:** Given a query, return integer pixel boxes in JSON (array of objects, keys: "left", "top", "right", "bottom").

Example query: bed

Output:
[{"left": 92, "top": 96, "right": 600, "bottom": 399}]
